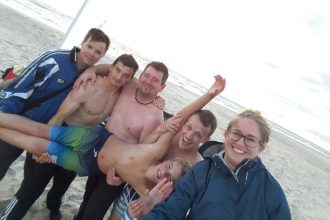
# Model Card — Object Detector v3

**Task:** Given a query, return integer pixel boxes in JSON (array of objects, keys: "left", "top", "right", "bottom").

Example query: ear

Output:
[
  {"left": 159, "top": 83, "right": 166, "bottom": 92},
  {"left": 201, "top": 136, "right": 211, "bottom": 143},
  {"left": 258, "top": 143, "right": 266, "bottom": 152},
  {"left": 108, "top": 64, "right": 114, "bottom": 72}
]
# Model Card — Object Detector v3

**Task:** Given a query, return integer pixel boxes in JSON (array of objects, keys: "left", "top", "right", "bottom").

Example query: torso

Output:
[
  {"left": 65, "top": 78, "right": 120, "bottom": 126},
  {"left": 105, "top": 79, "right": 163, "bottom": 143},
  {"left": 97, "top": 135, "right": 158, "bottom": 195}
]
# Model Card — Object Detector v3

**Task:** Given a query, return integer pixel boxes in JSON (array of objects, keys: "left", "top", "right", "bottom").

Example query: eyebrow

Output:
[{"left": 231, "top": 129, "right": 258, "bottom": 138}]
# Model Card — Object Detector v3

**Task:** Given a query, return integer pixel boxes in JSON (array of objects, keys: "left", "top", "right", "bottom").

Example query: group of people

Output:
[{"left": 0, "top": 28, "right": 291, "bottom": 220}]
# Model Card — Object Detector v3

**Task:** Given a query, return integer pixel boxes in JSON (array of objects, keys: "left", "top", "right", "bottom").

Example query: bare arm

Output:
[
  {"left": 176, "top": 74, "right": 226, "bottom": 125},
  {"left": 150, "top": 74, "right": 226, "bottom": 160},
  {"left": 73, "top": 64, "right": 110, "bottom": 89},
  {"left": 142, "top": 116, "right": 181, "bottom": 144},
  {"left": 48, "top": 84, "right": 91, "bottom": 125}
]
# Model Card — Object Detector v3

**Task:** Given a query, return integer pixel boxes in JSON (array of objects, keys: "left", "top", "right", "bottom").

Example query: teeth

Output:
[
  {"left": 183, "top": 137, "right": 189, "bottom": 144},
  {"left": 233, "top": 147, "right": 245, "bottom": 154}
]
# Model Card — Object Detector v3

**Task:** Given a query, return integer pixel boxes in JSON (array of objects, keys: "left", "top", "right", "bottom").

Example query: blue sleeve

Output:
[
  {"left": 0, "top": 51, "right": 54, "bottom": 114},
  {"left": 266, "top": 174, "right": 292, "bottom": 220},
  {"left": 141, "top": 164, "right": 202, "bottom": 220}
]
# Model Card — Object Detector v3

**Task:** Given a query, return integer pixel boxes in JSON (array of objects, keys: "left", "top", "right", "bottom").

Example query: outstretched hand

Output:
[
  {"left": 207, "top": 74, "right": 226, "bottom": 97},
  {"left": 143, "top": 177, "right": 173, "bottom": 208},
  {"left": 128, "top": 178, "right": 173, "bottom": 218}
]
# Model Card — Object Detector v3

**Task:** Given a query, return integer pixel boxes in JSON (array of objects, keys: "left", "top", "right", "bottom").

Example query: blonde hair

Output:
[
  {"left": 170, "top": 157, "right": 192, "bottom": 182},
  {"left": 225, "top": 109, "right": 271, "bottom": 145}
]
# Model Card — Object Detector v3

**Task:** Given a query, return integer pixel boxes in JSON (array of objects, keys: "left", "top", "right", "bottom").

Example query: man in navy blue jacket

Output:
[{"left": 0, "top": 28, "right": 110, "bottom": 220}]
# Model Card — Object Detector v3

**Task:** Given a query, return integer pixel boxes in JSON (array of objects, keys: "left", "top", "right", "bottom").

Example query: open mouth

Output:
[
  {"left": 182, "top": 137, "right": 190, "bottom": 145},
  {"left": 232, "top": 146, "right": 245, "bottom": 154},
  {"left": 157, "top": 169, "right": 162, "bottom": 179}
]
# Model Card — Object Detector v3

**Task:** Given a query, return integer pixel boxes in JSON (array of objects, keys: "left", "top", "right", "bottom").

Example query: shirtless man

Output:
[
  {"left": 0, "top": 75, "right": 225, "bottom": 197},
  {"left": 74, "top": 61, "right": 169, "bottom": 220},
  {"left": 48, "top": 54, "right": 139, "bottom": 127},
  {"left": 110, "top": 109, "right": 218, "bottom": 220}
]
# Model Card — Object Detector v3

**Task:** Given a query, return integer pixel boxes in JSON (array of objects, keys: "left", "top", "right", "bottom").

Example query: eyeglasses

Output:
[{"left": 227, "top": 130, "right": 261, "bottom": 148}]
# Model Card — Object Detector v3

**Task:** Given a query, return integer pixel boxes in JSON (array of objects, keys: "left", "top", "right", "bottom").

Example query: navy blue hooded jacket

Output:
[{"left": 141, "top": 151, "right": 291, "bottom": 220}]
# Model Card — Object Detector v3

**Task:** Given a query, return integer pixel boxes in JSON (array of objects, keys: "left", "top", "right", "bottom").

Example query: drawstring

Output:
[{"left": 245, "top": 172, "right": 249, "bottom": 185}]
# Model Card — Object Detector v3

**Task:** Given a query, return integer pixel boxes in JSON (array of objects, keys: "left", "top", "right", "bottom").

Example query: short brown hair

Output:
[
  {"left": 82, "top": 28, "right": 111, "bottom": 52},
  {"left": 193, "top": 110, "right": 217, "bottom": 136},
  {"left": 113, "top": 54, "right": 139, "bottom": 77},
  {"left": 142, "top": 61, "right": 169, "bottom": 84}
]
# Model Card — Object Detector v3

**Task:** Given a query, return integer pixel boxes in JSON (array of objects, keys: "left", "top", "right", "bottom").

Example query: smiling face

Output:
[
  {"left": 108, "top": 61, "right": 135, "bottom": 88},
  {"left": 153, "top": 160, "right": 183, "bottom": 184},
  {"left": 138, "top": 66, "right": 165, "bottom": 97},
  {"left": 178, "top": 114, "right": 211, "bottom": 150},
  {"left": 223, "top": 118, "right": 265, "bottom": 170},
  {"left": 77, "top": 37, "right": 107, "bottom": 69}
]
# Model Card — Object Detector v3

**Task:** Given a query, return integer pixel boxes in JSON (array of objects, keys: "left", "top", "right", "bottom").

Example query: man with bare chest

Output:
[
  {"left": 49, "top": 54, "right": 139, "bottom": 127},
  {"left": 110, "top": 110, "right": 218, "bottom": 220},
  {"left": 74, "top": 61, "right": 169, "bottom": 220}
]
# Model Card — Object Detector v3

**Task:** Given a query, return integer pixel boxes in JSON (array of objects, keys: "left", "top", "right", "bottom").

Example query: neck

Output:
[
  {"left": 223, "top": 154, "right": 236, "bottom": 171},
  {"left": 103, "top": 79, "right": 121, "bottom": 94},
  {"left": 135, "top": 88, "right": 155, "bottom": 105}
]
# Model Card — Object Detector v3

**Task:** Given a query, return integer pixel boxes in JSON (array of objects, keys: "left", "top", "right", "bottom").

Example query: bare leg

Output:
[
  {"left": 0, "top": 112, "right": 50, "bottom": 138},
  {"left": 0, "top": 127, "right": 50, "bottom": 156}
]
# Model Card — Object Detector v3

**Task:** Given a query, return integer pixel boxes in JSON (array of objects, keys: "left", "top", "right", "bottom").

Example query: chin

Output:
[{"left": 180, "top": 144, "right": 192, "bottom": 150}]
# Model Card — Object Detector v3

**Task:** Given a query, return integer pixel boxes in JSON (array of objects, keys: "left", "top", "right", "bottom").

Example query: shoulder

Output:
[
  {"left": 255, "top": 163, "right": 288, "bottom": 205},
  {"left": 39, "top": 49, "right": 70, "bottom": 59},
  {"left": 143, "top": 108, "right": 164, "bottom": 124},
  {"left": 263, "top": 169, "right": 286, "bottom": 196},
  {"left": 123, "top": 78, "right": 138, "bottom": 90},
  {"left": 260, "top": 166, "right": 290, "bottom": 218},
  {"left": 192, "top": 159, "right": 213, "bottom": 174}
]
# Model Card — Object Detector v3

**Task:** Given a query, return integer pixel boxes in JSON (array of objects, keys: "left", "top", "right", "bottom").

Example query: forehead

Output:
[
  {"left": 185, "top": 114, "right": 211, "bottom": 137},
  {"left": 232, "top": 118, "right": 261, "bottom": 138},
  {"left": 143, "top": 66, "right": 164, "bottom": 79},
  {"left": 82, "top": 37, "right": 107, "bottom": 52},
  {"left": 113, "top": 61, "right": 135, "bottom": 75}
]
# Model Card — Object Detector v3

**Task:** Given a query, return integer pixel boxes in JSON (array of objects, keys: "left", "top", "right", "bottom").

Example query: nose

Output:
[
  {"left": 89, "top": 49, "right": 98, "bottom": 59},
  {"left": 185, "top": 130, "right": 194, "bottom": 139},
  {"left": 143, "top": 77, "right": 153, "bottom": 85},
  {"left": 236, "top": 136, "right": 246, "bottom": 146}
]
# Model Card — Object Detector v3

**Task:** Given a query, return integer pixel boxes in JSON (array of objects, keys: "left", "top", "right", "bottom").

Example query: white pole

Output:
[{"left": 59, "top": 0, "right": 109, "bottom": 49}]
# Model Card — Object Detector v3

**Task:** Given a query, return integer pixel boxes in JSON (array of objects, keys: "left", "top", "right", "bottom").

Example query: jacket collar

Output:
[{"left": 69, "top": 46, "right": 80, "bottom": 64}]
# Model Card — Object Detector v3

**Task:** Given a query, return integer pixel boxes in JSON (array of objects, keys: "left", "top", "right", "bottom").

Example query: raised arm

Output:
[
  {"left": 142, "top": 115, "right": 181, "bottom": 144},
  {"left": 176, "top": 74, "right": 225, "bottom": 125},
  {"left": 150, "top": 74, "right": 226, "bottom": 160}
]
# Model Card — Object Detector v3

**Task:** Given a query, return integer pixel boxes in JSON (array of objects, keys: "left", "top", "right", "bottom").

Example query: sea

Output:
[{"left": 1, "top": 0, "right": 329, "bottom": 158}]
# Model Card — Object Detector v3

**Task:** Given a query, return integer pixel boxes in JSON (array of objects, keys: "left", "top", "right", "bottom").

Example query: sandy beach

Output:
[{"left": 0, "top": 3, "right": 330, "bottom": 220}]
